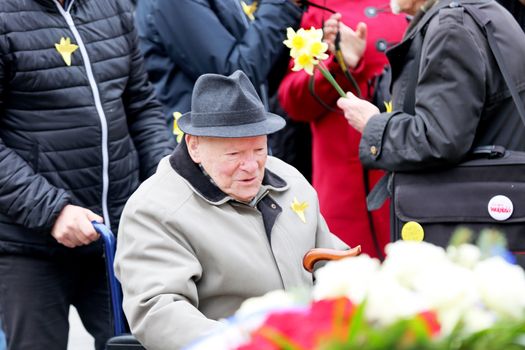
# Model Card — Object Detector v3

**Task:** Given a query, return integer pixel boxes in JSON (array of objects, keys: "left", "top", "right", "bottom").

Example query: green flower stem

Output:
[{"left": 317, "top": 61, "right": 347, "bottom": 98}]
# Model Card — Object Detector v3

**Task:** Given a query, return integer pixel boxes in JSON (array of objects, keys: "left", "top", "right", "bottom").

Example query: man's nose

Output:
[{"left": 240, "top": 155, "right": 258, "bottom": 172}]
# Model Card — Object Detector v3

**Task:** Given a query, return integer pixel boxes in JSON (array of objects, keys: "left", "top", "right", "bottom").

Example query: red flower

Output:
[
  {"left": 418, "top": 311, "right": 441, "bottom": 337},
  {"left": 237, "top": 298, "right": 354, "bottom": 350}
]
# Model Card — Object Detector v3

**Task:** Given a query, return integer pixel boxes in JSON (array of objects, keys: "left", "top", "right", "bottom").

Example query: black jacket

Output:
[
  {"left": 0, "top": 0, "right": 171, "bottom": 255},
  {"left": 360, "top": 0, "right": 525, "bottom": 171},
  {"left": 497, "top": 0, "right": 525, "bottom": 31}
]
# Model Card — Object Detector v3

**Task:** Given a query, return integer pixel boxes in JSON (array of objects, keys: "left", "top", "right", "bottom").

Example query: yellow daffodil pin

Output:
[
  {"left": 384, "top": 100, "right": 393, "bottom": 113},
  {"left": 291, "top": 197, "right": 309, "bottom": 223},
  {"left": 241, "top": 1, "right": 258, "bottom": 21},
  {"left": 172, "top": 112, "right": 184, "bottom": 143},
  {"left": 55, "top": 37, "right": 78, "bottom": 66}
]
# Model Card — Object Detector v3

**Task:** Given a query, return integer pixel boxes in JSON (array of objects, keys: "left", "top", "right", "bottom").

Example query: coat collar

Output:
[
  {"left": 401, "top": 0, "right": 490, "bottom": 39},
  {"left": 386, "top": 0, "right": 490, "bottom": 87},
  {"left": 385, "top": 0, "right": 454, "bottom": 87},
  {"left": 169, "top": 140, "right": 288, "bottom": 205}
]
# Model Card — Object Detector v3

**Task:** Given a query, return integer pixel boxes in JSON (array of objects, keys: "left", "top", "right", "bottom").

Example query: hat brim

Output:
[{"left": 178, "top": 112, "right": 286, "bottom": 138}]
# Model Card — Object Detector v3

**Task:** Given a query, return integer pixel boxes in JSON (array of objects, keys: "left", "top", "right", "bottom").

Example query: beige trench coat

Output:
[{"left": 114, "top": 153, "right": 347, "bottom": 350}]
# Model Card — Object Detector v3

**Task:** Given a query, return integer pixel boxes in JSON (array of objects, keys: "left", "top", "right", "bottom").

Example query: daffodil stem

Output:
[{"left": 317, "top": 62, "right": 346, "bottom": 98}]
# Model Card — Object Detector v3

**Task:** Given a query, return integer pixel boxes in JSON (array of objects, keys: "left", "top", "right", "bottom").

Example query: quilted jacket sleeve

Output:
[{"left": 0, "top": 47, "right": 70, "bottom": 230}]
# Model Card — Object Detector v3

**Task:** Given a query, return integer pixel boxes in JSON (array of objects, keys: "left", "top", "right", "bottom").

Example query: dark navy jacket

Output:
[
  {"left": 134, "top": 0, "right": 303, "bottom": 126},
  {"left": 0, "top": 0, "right": 171, "bottom": 255}
]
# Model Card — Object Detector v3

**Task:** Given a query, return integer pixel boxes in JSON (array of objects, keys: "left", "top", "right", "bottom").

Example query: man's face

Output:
[{"left": 187, "top": 135, "right": 268, "bottom": 202}]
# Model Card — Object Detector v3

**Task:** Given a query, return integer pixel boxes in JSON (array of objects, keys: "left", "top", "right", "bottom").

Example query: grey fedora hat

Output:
[{"left": 178, "top": 70, "right": 285, "bottom": 137}]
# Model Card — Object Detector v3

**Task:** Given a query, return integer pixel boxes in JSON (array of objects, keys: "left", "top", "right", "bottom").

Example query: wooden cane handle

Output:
[{"left": 302, "top": 246, "right": 362, "bottom": 273}]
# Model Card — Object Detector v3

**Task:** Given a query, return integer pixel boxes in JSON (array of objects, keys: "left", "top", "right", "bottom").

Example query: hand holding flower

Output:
[{"left": 337, "top": 92, "right": 379, "bottom": 133}]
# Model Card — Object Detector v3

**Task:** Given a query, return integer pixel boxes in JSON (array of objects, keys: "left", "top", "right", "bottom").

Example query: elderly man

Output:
[
  {"left": 335, "top": 0, "right": 525, "bottom": 175},
  {"left": 114, "top": 70, "right": 349, "bottom": 350}
]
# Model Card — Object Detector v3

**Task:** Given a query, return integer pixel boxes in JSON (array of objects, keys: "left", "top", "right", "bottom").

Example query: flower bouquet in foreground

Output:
[{"left": 187, "top": 231, "right": 525, "bottom": 350}]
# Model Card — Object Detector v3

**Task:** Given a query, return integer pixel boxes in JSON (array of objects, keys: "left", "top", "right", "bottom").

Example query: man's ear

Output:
[{"left": 185, "top": 134, "right": 201, "bottom": 163}]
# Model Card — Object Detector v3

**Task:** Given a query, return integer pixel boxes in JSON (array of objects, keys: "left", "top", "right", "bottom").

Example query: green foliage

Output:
[
  {"left": 436, "top": 320, "right": 525, "bottom": 350},
  {"left": 448, "top": 227, "right": 474, "bottom": 247},
  {"left": 448, "top": 226, "right": 509, "bottom": 259},
  {"left": 312, "top": 314, "right": 525, "bottom": 350}
]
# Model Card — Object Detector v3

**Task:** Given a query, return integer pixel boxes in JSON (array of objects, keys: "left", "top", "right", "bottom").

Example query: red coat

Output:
[{"left": 278, "top": 0, "right": 407, "bottom": 258}]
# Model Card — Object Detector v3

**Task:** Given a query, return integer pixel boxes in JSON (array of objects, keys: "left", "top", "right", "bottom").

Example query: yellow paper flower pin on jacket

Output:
[
  {"left": 55, "top": 37, "right": 78, "bottom": 66},
  {"left": 241, "top": 1, "right": 258, "bottom": 21},
  {"left": 291, "top": 197, "right": 309, "bottom": 223},
  {"left": 384, "top": 100, "right": 393, "bottom": 113},
  {"left": 172, "top": 112, "right": 184, "bottom": 143}
]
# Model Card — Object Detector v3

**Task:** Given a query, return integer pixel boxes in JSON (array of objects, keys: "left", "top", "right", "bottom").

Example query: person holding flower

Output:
[
  {"left": 114, "top": 71, "right": 351, "bottom": 350},
  {"left": 336, "top": 0, "right": 525, "bottom": 194},
  {"left": 278, "top": 2, "right": 407, "bottom": 258}
]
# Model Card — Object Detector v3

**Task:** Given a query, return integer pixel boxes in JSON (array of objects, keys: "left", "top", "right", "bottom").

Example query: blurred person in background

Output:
[
  {"left": 0, "top": 0, "right": 171, "bottom": 349},
  {"left": 134, "top": 0, "right": 304, "bottom": 134},
  {"left": 278, "top": 1, "right": 407, "bottom": 258}
]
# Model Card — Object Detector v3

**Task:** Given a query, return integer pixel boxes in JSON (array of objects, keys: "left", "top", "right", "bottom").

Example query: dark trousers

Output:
[{"left": 0, "top": 253, "right": 111, "bottom": 350}]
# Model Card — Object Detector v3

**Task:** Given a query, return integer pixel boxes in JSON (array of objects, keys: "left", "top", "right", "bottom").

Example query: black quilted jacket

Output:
[{"left": 0, "top": 0, "right": 172, "bottom": 256}]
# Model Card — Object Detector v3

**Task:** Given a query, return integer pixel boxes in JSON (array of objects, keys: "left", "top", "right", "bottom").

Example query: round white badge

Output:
[{"left": 487, "top": 195, "right": 513, "bottom": 221}]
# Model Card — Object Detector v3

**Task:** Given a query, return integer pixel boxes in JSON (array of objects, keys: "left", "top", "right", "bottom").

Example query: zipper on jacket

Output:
[{"left": 54, "top": 0, "right": 111, "bottom": 228}]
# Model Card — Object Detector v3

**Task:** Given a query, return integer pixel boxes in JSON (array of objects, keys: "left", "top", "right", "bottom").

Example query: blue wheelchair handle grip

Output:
[{"left": 93, "top": 221, "right": 127, "bottom": 336}]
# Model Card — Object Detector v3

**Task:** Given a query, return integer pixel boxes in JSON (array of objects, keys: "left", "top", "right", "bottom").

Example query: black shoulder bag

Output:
[{"left": 391, "top": 2, "right": 525, "bottom": 264}]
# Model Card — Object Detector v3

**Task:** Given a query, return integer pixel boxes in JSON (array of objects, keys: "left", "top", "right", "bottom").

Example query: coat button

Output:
[
  {"left": 370, "top": 145, "right": 378, "bottom": 156},
  {"left": 270, "top": 203, "right": 277, "bottom": 209}
]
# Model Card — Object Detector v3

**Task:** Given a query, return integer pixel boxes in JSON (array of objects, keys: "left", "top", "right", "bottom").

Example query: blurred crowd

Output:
[{"left": 0, "top": 0, "right": 524, "bottom": 349}]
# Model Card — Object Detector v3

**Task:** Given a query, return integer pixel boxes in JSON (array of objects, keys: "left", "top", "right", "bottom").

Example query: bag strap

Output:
[
  {"left": 461, "top": 3, "right": 525, "bottom": 127},
  {"left": 308, "top": 74, "right": 343, "bottom": 113},
  {"left": 402, "top": 33, "right": 424, "bottom": 115}
]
